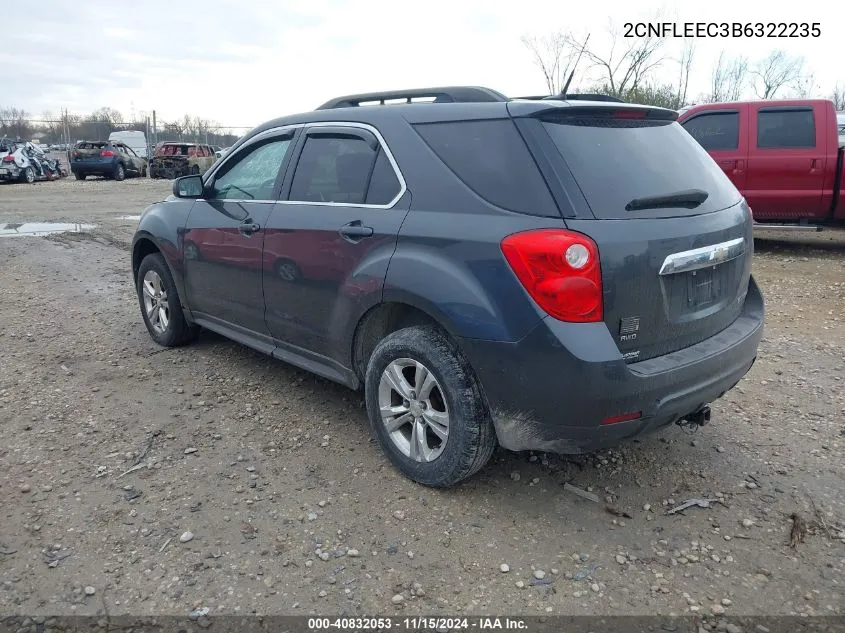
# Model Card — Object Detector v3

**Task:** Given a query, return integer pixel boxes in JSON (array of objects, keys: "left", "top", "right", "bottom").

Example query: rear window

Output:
[
  {"left": 541, "top": 114, "right": 742, "bottom": 219},
  {"left": 757, "top": 108, "right": 815, "bottom": 148},
  {"left": 77, "top": 142, "right": 107, "bottom": 149},
  {"left": 156, "top": 144, "right": 193, "bottom": 157},
  {"left": 413, "top": 119, "right": 558, "bottom": 216}
]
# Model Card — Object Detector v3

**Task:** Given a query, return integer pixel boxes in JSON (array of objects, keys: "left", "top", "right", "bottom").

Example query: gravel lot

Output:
[{"left": 1, "top": 177, "right": 844, "bottom": 620}]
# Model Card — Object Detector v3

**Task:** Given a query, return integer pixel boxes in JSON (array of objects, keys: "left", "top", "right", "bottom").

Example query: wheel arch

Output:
[{"left": 351, "top": 300, "right": 458, "bottom": 384}]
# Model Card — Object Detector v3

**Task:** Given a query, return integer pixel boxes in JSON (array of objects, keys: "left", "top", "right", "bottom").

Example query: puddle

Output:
[
  {"left": 0, "top": 222, "right": 96, "bottom": 237},
  {"left": 118, "top": 215, "right": 141, "bottom": 221}
]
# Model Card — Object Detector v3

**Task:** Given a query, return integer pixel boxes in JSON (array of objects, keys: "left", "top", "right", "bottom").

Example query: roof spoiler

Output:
[
  {"left": 514, "top": 93, "right": 625, "bottom": 103},
  {"left": 317, "top": 86, "right": 509, "bottom": 110}
]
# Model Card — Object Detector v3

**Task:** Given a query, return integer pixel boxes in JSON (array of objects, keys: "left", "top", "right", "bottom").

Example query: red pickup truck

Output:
[{"left": 677, "top": 99, "right": 845, "bottom": 227}]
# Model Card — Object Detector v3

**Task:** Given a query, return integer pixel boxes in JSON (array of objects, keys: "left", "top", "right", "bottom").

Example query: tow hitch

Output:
[{"left": 676, "top": 405, "right": 711, "bottom": 433}]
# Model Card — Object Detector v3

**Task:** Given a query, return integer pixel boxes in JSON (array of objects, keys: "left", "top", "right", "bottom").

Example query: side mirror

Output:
[{"left": 173, "top": 175, "right": 204, "bottom": 199}]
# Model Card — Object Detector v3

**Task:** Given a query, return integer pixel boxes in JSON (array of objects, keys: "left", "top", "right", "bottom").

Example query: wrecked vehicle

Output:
[
  {"left": 149, "top": 143, "right": 216, "bottom": 179},
  {"left": 0, "top": 139, "right": 66, "bottom": 183},
  {"left": 70, "top": 141, "right": 147, "bottom": 181}
]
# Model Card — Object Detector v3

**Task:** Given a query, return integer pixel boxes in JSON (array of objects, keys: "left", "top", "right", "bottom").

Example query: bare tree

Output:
[
  {"left": 751, "top": 50, "right": 805, "bottom": 99},
  {"left": 830, "top": 84, "right": 845, "bottom": 111},
  {"left": 521, "top": 32, "right": 579, "bottom": 95},
  {"left": 0, "top": 106, "right": 30, "bottom": 138},
  {"left": 579, "top": 22, "right": 665, "bottom": 99},
  {"left": 675, "top": 40, "right": 695, "bottom": 107},
  {"left": 791, "top": 73, "right": 817, "bottom": 99},
  {"left": 708, "top": 52, "right": 748, "bottom": 102}
]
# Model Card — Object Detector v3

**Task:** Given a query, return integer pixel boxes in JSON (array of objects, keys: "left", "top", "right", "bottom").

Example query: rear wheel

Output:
[
  {"left": 20, "top": 167, "right": 35, "bottom": 184},
  {"left": 190, "top": 165, "right": 200, "bottom": 175},
  {"left": 74, "top": 172, "right": 86, "bottom": 181},
  {"left": 136, "top": 253, "right": 198, "bottom": 347},
  {"left": 113, "top": 163, "right": 126, "bottom": 181},
  {"left": 141, "top": 164, "right": 147, "bottom": 177},
  {"left": 364, "top": 325, "right": 497, "bottom": 487}
]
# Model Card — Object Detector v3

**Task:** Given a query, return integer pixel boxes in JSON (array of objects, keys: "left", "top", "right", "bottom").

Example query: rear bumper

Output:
[
  {"left": 149, "top": 162, "right": 190, "bottom": 179},
  {"left": 0, "top": 166, "right": 21, "bottom": 180},
  {"left": 459, "top": 276, "right": 764, "bottom": 454},
  {"left": 71, "top": 159, "right": 116, "bottom": 175}
]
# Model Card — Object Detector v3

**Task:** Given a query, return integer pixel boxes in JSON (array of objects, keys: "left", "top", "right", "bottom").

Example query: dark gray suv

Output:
[{"left": 131, "top": 86, "right": 764, "bottom": 487}]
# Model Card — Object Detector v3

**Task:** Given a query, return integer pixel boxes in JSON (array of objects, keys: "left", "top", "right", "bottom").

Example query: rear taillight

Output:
[
  {"left": 1, "top": 155, "right": 14, "bottom": 163},
  {"left": 72, "top": 150, "right": 80, "bottom": 157},
  {"left": 501, "top": 229, "right": 603, "bottom": 323},
  {"left": 100, "top": 150, "right": 115, "bottom": 157}
]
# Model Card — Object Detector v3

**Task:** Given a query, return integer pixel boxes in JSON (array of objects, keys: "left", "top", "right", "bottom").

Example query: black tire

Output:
[
  {"left": 20, "top": 167, "right": 35, "bottom": 184},
  {"left": 141, "top": 164, "right": 147, "bottom": 177},
  {"left": 113, "top": 163, "right": 126, "bottom": 181},
  {"left": 136, "top": 253, "right": 198, "bottom": 347},
  {"left": 190, "top": 165, "right": 200, "bottom": 175},
  {"left": 74, "top": 172, "right": 86, "bottom": 181},
  {"left": 364, "top": 325, "right": 497, "bottom": 487}
]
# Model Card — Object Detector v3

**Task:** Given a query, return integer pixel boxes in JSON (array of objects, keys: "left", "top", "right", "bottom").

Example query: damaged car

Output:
[{"left": 149, "top": 143, "right": 216, "bottom": 179}]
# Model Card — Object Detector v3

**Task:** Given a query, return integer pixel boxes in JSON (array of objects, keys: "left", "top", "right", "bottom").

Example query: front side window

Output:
[
  {"left": 681, "top": 112, "right": 739, "bottom": 150},
  {"left": 209, "top": 137, "right": 293, "bottom": 201}
]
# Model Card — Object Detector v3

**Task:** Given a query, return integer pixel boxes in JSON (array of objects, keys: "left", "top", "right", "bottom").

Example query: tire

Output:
[
  {"left": 136, "top": 253, "right": 198, "bottom": 347},
  {"left": 20, "top": 167, "right": 35, "bottom": 184},
  {"left": 364, "top": 325, "right": 497, "bottom": 487},
  {"left": 190, "top": 165, "right": 200, "bottom": 175},
  {"left": 114, "top": 163, "right": 126, "bottom": 181},
  {"left": 74, "top": 172, "right": 86, "bottom": 181},
  {"left": 141, "top": 164, "right": 147, "bottom": 177},
  {"left": 274, "top": 259, "right": 301, "bottom": 282}
]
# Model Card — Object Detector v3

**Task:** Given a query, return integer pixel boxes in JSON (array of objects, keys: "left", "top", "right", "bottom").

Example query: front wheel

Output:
[
  {"left": 364, "top": 325, "right": 497, "bottom": 487},
  {"left": 136, "top": 253, "right": 198, "bottom": 347}
]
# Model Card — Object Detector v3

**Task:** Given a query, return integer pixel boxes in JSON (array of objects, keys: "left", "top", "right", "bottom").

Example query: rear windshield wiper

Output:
[{"left": 625, "top": 189, "right": 709, "bottom": 212}]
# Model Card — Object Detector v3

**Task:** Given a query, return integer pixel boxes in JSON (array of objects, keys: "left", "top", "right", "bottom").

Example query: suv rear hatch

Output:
[
  {"left": 513, "top": 102, "right": 753, "bottom": 363},
  {"left": 73, "top": 142, "right": 110, "bottom": 163}
]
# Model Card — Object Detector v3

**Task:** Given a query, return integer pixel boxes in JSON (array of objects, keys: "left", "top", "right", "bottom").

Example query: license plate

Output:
[
  {"left": 0, "top": 168, "right": 8, "bottom": 174},
  {"left": 686, "top": 267, "right": 723, "bottom": 307}
]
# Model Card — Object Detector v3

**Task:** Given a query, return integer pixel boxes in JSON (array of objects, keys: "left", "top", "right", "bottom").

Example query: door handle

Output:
[
  {"left": 810, "top": 158, "right": 821, "bottom": 170},
  {"left": 239, "top": 221, "right": 261, "bottom": 235},
  {"left": 339, "top": 221, "right": 374, "bottom": 242},
  {"left": 718, "top": 159, "right": 736, "bottom": 167}
]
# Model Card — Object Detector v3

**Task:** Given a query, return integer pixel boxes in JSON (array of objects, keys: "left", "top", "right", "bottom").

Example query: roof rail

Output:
[
  {"left": 316, "top": 86, "right": 509, "bottom": 110},
  {"left": 513, "top": 93, "right": 626, "bottom": 103}
]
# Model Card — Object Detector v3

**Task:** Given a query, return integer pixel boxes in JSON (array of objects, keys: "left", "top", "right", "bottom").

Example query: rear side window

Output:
[
  {"left": 289, "top": 135, "right": 400, "bottom": 205},
  {"left": 77, "top": 142, "right": 107, "bottom": 150},
  {"left": 681, "top": 112, "right": 739, "bottom": 150},
  {"left": 413, "top": 119, "right": 556, "bottom": 215},
  {"left": 541, "top": 114, "right": 742, "bottom": 219},
  {"left": 365, "top": 149, "right": 401, "bottom": 205},
  {"left": 757, "top": 109, "right": 815, "bottom": 148}
]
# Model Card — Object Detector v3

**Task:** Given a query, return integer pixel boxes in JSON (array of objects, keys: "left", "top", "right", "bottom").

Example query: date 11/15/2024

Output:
[{"left": 624, "top": 22, "right": 821, "bottom": 38}]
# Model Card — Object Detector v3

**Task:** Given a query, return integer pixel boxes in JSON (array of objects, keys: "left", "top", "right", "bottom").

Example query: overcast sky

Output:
[{"left": 2, "top": 0, "right": 840, "bottom": 129}]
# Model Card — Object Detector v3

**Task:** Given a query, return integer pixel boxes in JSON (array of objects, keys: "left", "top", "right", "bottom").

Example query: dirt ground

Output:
[{"left": 1, "top": 177, "right": 843, "bottom": 620}]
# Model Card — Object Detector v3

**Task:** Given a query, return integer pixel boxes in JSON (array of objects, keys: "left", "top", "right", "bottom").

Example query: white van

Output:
[{"left": 108, "top": 130, "right": 148, "bottom": 159}]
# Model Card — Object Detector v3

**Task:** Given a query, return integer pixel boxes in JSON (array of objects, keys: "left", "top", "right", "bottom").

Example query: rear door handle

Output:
[
  {"left": 339, "top": 221, "right": 374, "bottom": 242},
  {"left": 718, "top": 160, "right": 736, "bottom": 167},
  {"left": 810, "top": 158, "right": 822, "bottom": 170},
  {"left": 239, "top": 221, "right": 261, "bottom": 236}
]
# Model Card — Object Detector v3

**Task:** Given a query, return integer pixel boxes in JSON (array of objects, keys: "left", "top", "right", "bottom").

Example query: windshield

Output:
[{"left": 540, "top": 113, "right": 742, "bottom": 219}]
